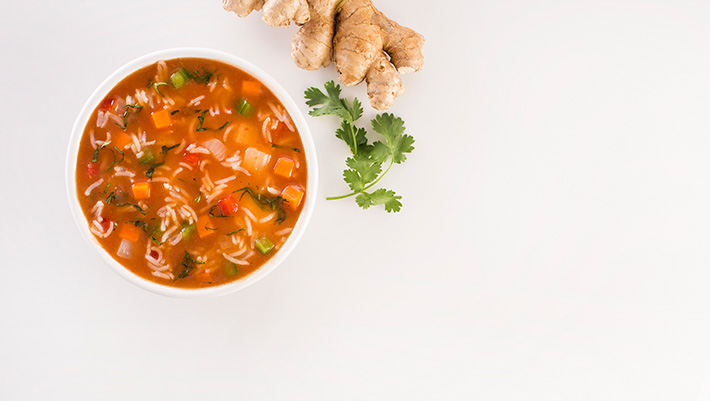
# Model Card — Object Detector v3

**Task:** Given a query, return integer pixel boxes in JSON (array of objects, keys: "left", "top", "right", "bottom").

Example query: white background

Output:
[{"left": 2, "top": 0, "right": 710, "bottom": 399}]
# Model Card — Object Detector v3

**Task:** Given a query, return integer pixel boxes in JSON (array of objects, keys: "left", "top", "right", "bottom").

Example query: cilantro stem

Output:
[{"left": 326, "top": 159, "right": 394, "bottom": 200}]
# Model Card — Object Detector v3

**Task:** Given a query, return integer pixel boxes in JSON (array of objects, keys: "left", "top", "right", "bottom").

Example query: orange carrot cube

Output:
[
  {"left": 273, "top": 157, "right": 295, "bottom": 178},
  {"left": 281, "top": 185, "right": 304, "bottom": 209},
  {"left": 241, "top": 80, "right": 262, "bottom": 98},
  {"left": 113, "top": 132, "right": 133, "bottom": 150},
  {"left": 131, "top": 182, "right": 151, "bottom": 199},
  {"left": 118, "top": 223, "right": 142, "bottom": 242},
  {"left": 151, "top": 109, "right": 172, "bottom": 129},
  {"left": 196, "top": 215, "right": 215, "bottom": 238}
]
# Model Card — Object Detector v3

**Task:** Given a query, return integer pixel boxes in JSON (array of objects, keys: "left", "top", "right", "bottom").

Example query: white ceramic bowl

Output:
[{"left": 66, "top": 48, "right": 318, "bottom": 298}]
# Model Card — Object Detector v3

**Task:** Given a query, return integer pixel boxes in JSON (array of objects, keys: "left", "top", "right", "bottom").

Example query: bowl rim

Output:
[{"left": 65, "top": 47, "right": 318, "bottom": 298}]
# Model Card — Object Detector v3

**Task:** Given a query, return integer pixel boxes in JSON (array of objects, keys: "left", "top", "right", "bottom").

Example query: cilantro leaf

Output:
[
  {"left": 304, "top": 81, "right": 362, "bottom": 123},
  {"left": 343, "top": 97, "right": 363, "bottom": 123},
  {"left": 343, "top": 169, "right": 366, "bottom": 192},
  {"left": 371, "top": 113, "right": 414, "bottom": 164},
  {"left": 345, "top": 154, "right": 382, "bottom": 187},
  {"left": 335, "top": 120, "right": 368, "bottom": 154},
  {"left": 355, "top": 189, "right": 402, "bottom": 213}
]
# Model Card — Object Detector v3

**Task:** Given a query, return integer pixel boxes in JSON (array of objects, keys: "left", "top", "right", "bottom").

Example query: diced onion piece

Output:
[
  {"left": 242, "top": 147, "right": 271, "bottom": 172},
  {"left": 117, "top": 239, "right": 133, "bottom": 259},
  {"left": 203, "top": 139, "right": 227, "bottom": 161}
]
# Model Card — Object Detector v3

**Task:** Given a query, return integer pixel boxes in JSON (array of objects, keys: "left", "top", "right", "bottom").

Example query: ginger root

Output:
[{"left": 222, "top": 0, "right": 424, "bottom": 110}]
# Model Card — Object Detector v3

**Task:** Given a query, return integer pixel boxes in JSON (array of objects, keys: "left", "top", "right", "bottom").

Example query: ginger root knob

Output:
[{"left": 223, "top": 0, "right": 424, "bottom": 110}]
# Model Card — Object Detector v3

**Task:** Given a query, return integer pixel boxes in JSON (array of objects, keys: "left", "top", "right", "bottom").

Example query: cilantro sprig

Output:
[{"left": 304, "top": 81, "right": 414, "bottom": 213}]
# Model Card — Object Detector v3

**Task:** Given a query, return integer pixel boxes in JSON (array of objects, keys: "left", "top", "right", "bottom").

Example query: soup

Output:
[{"left": 75, "top": 57, "right": 307, "bottom": 288}]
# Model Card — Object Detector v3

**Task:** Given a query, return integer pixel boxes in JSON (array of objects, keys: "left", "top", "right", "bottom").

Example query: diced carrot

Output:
[
  {"left": 273, "top": 157, "right": 295, "bottom": 178},
  {"left": 118, "top": 223, "right": 142, "bottom": 242},
  {"left": 131, "top": 182, "right": 151, "bottom": 199},
  {"left": 113, "top": 132, "right": 132, "bottom": 150},
  {"left": 281, "top": 185, "right": 304, "bottom": 209},
  {"left": 218, "top": 195, "right": 239, "bottom": 216},
  {"left": 196, "top": 215, "right": 215, "bottom": 238},
  {"left": 151, "top": 109, "right": 172, "bottom": 129},
  {"left": 241, "top": 80, "right": 262, "bottom": 98},
  {"left": 242, "top": 147, "right": 272, "bottom": 172}
]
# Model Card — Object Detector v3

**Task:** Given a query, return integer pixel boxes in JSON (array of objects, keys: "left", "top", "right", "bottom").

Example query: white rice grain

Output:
[
  {"left": 161, "top": 225, "right": 177, "bottom": 243},
  {"left": 107, "top": 112, "right": 122, "bottom": 127},
  {"left": 214, "top": 176, "right": 236, "bottom": 186},
  {"left": 169, "top": 233, "right": 182, "bottom": 246},
  {"left": 114, "top": 171, "right": 135, "bottom": 178},
  {"left": 188, "top": 95, "right": 205, "bottom": 106},
  {"left": 131, "top": 133, "right": 142, "bottom": 153},
  {"left": 97, "top": 111, "right": 108, "bottom": 128},
  {"left": 171, "top": 168, "right": 183, "bottom": 178},
  {"left": 229, "top": 246, "right": 248, "bottom": 257},
  {"left": 262, "top": 117, "right": 273, "bottom": 143},
  {"left": 258, "top": 213, "right": 275, "bottom": 224},
  {"left": 152, "top": 271, "right": 172, "bottom": 280},
  {"left": 91, "top": 201, "right": 104, "bottom": 218},
  {"left": 187, "top": 144, "right": 211, "bottom": 154},
  {"left": 242, "top": 207, "right": 256, "bottom": 222},
  {"left": 157, "top": 61, "right": 168, "bottom": 79},
  {"left": 84, "top": 178, "right": 104, "bottom": 196},
  {"left": 244, "top": 216, "right": 252, "bottom": 236},
  {"left": 223, "top": 253, "right": 249, "bottom": 265},
  {"left": 181, "top": 205, "right": 198, "bottom": 223},
  {"left": 274, "top": 227, "right": 293, "bottom": 236},
  {"left": 205, "top": 185, "right": 226, "bottom": 204}
]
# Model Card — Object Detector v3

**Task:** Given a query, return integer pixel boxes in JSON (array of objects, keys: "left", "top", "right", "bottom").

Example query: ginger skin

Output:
[{"left": 223, "top": 0, "right": 424, "bottom": 110}]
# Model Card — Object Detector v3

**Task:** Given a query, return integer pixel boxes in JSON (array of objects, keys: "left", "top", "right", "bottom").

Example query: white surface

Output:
[{"left": 2, "top": 0, "right": 710, "bottom": 400}]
